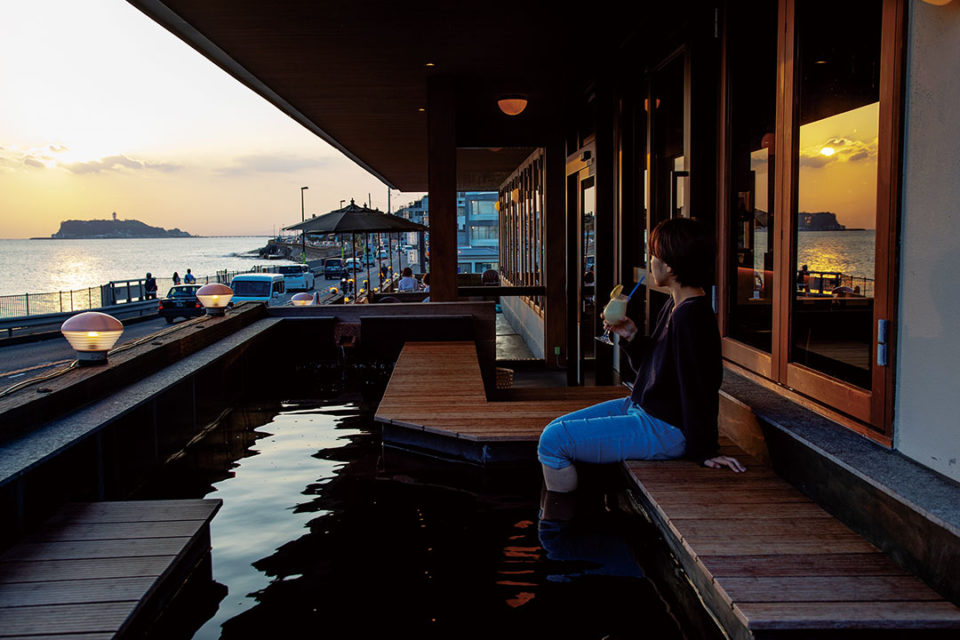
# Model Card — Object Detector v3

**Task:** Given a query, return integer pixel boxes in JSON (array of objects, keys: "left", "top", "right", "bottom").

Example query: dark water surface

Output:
[{"left": 135, "top": 387, "right": 688, "bottom": 639}]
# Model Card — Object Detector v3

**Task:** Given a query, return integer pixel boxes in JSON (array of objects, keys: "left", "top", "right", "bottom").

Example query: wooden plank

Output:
[
  {"left": 0, "top": 602, "right": 131, "bottom": 636},
  {"left": 0, "top": 556, "right": 174, "bottom": 583},
  {"left": 648, "top": 501, "right": 834, "bottom": 520},
  {"left": 680, "top": 534, "right": 877, "bottom": 556},
  {"left": 0, "top": 576, "right": 154, "bottom": 607},
  {"left": 699, "top": 553, "right": 908, "bottom": 578},
  {"left": 641, "top": 488, "right": 812, "bottom": 505},
  {"left": 735, "top": 601, "right": 960, "bottom": 630},
  {"left": 1, "top": 537, "right": 193, "bottom": 562},
  {"left": 721, "top": 575, "right": 944, "bottom": 603},
  {"left": 48, "top": 500, "right": 218, "bottom": 524},
  {"left": 35, "top": 520, "right": 203, "bottom": 542},
  {"left": 674, "top": 518, "right": 857, "bottom": 537}
]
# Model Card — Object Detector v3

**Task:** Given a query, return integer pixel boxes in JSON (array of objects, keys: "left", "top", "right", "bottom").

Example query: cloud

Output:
[
  {"left": 217, "top": 153, "right": 334, "bottom": 176},
  {"left": 0, "top": 145, "right": 49, "bottom": 172},
  {"left": 799, "top": 136, "right": 877, "bottom": 168},
  {"left": 48, "top": 144, "right": 68, "bottom": 153},
  {"left": 62, "top": 154, "right": 182, "bottom": 174}
]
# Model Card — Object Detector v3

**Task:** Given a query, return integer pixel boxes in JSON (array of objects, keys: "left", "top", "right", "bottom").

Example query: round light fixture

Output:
[
  {"left": 291, "top": 292, "right": 314, "bottom": 306},
  {"left": 61, "top": 312, "right": 124, "bottom": 365},
  {"left": 196, "top": 283, "right": 233, "bottom": 316},
  {"left": 497, "top": 97, "right": 528, "bottom": 116}
]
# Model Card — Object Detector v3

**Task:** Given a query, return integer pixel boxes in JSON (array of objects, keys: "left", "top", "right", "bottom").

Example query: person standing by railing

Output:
[
  {"left": 144, "top": 273, "right": 158, "bottom": 300},
  {"left": 172, "top": 271, "right": 181, "bottom": 285},
  {"left": 184, "top": 269, "right": 196, "bottom": 284}
]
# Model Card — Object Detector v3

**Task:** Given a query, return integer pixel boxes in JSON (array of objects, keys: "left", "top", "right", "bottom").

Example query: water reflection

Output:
[{"left": 137, "top": 395, "right": 688, "bottom": 639}]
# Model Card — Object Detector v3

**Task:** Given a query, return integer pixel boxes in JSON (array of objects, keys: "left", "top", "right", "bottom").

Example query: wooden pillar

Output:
[
  {"left": 427, "top": 77, "right": 458, "bottom": 301},
  {"left": 544, "top": 138, "right": 567, "bottom": 370}
]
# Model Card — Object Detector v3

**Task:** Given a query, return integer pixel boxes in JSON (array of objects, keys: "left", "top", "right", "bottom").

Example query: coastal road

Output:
[{"left": 0, "top": 262, "right": 406, "bottom": 392}]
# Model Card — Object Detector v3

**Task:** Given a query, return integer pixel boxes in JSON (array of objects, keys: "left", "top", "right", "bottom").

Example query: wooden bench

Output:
[
  {"left": 375, "top": 341, "right": 626, "bottom": 462},
  {"left": 625, "top": 448, "right": 960, "bottom": 638},
  {"left": 0, "top": 499, "right": 220, "bottom": 638}
]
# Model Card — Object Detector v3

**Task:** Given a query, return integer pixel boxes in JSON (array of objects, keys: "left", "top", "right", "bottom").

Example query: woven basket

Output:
[{"left": 495, "top": 367, "right": 514, "bottom": 389}]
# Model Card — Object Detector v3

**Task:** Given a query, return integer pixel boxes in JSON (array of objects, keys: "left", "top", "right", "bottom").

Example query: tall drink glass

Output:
[{"left": 597, "top": 293, "right": 628, "bottom": 345}]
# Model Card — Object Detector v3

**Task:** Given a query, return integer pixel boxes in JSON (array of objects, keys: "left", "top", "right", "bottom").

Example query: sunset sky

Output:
[{"left": 0, "top": 0, "right": 423, "bottom": 239}]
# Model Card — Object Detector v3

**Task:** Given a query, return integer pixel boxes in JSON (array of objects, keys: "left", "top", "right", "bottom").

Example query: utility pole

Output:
[{"left": 300, "top": 186, "right": 309, "bottom": 263}]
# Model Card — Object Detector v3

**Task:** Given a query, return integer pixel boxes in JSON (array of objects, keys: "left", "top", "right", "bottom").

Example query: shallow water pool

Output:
[{"left": 135, "top": 392, "right": 689, "bottom": 639}]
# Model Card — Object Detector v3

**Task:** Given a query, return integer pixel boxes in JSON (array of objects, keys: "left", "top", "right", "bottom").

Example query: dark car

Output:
[
  {"left": 158, "top": 285, "right": 203, "bottom": 323},
  {"left": 323, "top": 258, "right": 344, "bottom": 279}
]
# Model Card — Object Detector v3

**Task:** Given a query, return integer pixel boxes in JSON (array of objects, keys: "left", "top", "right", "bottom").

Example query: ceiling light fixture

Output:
[{"left": 497, "top": 97, "right": 528, "bottom": 116}]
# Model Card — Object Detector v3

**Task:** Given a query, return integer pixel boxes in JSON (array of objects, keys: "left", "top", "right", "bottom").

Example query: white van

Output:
[
  {"left": 277, "top": 264, "right": 315, "bottom": 291},
  {"left": 230, "top": 273, "right": 285, "bottom": 305}
]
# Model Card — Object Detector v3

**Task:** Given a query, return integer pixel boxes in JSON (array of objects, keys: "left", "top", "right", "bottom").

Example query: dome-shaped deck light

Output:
[
  {"left": 291, "top": 292, "right": 314, "bottom": 306},
  {"left": 196, "top": 283, "right": 233, "bottom": 316},
  {"left": 61, "top": 311, "right": 123, "bottom": 365}
]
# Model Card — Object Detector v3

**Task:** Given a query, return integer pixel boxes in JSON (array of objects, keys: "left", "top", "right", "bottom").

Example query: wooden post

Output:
[
  {"left": 427, "top": 77, "right": 457, "bottom": 301},
  {"left": 544, "top": 140, "right": 567, "bottom": 370}
]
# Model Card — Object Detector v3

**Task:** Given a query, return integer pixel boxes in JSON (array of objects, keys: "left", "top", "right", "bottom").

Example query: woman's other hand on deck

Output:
[
  {"left": 602, "top": 315, "right": 639, "bottom": 342},
  {"left": 703, "top": 456, "right": 746, "bottom": 472}
]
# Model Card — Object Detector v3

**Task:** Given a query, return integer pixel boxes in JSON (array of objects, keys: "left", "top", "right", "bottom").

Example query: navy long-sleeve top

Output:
[{"left": 623, "top": 295, "right": 722, "bottom": 463}]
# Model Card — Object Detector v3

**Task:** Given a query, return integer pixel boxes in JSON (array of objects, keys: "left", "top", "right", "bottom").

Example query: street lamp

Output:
[{"left": 300, "top": 186, "right": 309, "bottom": 263}]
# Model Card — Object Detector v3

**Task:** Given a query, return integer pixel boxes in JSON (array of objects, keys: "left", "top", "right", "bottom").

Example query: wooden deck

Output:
[
  {"left": 375, "top": 341, "right": 626, "bottom": 462},
  {"left": 377, "top": 341, "right": 960, "bottom": 636},
  {"left": 0, "top": 499, "right": 221, "bottom": 639},
  {"left": 625, "top": 449, "right": 960, "bottom": 638}
]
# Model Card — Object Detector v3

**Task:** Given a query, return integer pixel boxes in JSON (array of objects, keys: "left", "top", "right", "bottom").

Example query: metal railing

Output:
[{"left": 0, "top": 270, "right": 246, "bottom": 319}]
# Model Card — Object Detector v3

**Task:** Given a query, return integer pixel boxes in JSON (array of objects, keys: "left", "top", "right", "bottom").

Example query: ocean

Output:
[
  {"left": 755, "top": 229, "right": 876, "bottom": 281},
  {"left": 0, "top": 237, "right": 290, "bottom": 298}
]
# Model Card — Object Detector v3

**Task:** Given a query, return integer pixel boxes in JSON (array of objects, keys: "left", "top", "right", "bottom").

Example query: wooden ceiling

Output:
[{"left": 128, "top": 0, "right": 644, "bottom": 191}]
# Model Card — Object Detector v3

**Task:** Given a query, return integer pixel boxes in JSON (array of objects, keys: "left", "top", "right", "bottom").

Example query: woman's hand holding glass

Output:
[{"left": 601, "top": 312, "right": 639, "bottom": 343}]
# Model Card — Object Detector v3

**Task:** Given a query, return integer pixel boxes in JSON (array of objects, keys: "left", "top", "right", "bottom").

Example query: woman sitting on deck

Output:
[{"left": 539, "top": 218, "right": 745, "bottom": 494}]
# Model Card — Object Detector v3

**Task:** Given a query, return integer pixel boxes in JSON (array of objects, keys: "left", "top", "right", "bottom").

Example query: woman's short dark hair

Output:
[
  {"left": 402, "top": 267, "right": 413, "bottom": 277},
  {"left": 650, "top": 217, "right": 715, "bottom": 289}
]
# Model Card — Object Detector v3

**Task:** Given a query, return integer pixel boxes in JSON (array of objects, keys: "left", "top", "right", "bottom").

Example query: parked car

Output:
[
  {"left": 323, "top": 258, "right": 344, "bottom": 279},
  {"left": 278, "top": 264, "right": 315, "bottom": 291},
  {"left": 158, "top": 284, "right": 203, "bottom": 324}
]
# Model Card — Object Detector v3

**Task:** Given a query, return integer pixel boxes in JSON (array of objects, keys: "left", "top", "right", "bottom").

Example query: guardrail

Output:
[{"left": 0, "top": 300, "right": 160, "bottom": 340}]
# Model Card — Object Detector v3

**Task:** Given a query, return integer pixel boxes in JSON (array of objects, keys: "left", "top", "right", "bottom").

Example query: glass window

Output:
[
  {"left": 791, "top": 0, "right": 881, "bottom": 390},
  {"left": 726, "top": 0, "right": 778, "bottom": 353}
]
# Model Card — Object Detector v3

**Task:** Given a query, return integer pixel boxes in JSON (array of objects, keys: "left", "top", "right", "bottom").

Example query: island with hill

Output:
[{"left": 45, "top": 213, "right": 192, "bottom": 239}]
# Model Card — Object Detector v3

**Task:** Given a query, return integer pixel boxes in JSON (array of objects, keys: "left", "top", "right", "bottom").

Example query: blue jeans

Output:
[{"left": 538, "top": 397, "right": 686, "bottom": 469}]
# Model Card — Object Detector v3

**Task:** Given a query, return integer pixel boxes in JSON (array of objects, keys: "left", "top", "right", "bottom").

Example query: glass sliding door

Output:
[
  {"left": 720, "top": 0, "right": 904, "bottom": 438},
  {"left": 790, "top": 0, "right": 881, "bottom": 391},
  {"left": 725, "top": 0, "right": 779, "bottom": 361}
]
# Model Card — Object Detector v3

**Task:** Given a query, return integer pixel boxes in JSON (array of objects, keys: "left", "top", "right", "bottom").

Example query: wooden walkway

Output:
[
  {"left": 375, "top": 341, "right": 625, "bottom": 461},
  {"left": 0, "top": 499, "right": 221, "bottom": 639},
  {"left": 625, "top": 449, "right": 960, "bottom": 638}
]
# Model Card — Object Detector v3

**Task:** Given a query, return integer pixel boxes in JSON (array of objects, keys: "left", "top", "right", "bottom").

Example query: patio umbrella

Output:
[{"left": 284, "top": 199, "right": 427, "bottom": 300}]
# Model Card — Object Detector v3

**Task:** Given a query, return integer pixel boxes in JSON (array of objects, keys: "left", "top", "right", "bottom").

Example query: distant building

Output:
[{"left": 395, "top": 192, "right": 499, "bottom": 274}]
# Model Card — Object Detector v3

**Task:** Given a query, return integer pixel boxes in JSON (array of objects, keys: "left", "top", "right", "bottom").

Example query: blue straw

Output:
[{"left": 627, "top": 274, "right": 646, "bottom": 299}]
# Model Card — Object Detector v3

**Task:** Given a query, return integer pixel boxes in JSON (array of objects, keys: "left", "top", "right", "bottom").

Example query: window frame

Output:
[{"left": 717, "top": 0, "right": 904, "bottom": 443}]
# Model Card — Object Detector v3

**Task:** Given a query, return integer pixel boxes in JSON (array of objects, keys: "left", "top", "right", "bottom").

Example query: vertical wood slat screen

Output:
[{"left": 499, "top": 149, "right": 545, "bottom": 313}]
